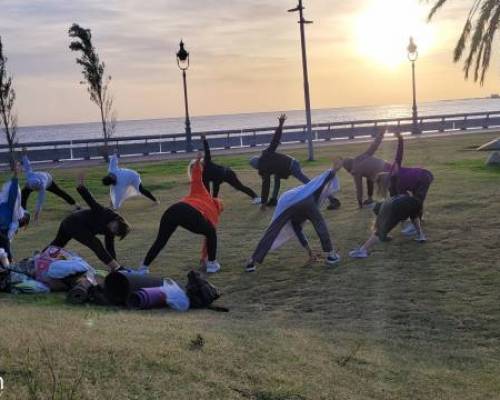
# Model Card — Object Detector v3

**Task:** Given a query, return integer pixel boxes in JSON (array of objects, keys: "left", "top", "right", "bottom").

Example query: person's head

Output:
[
  {"left": 102, "top": 173, "right": 117, "bottom": 186},
  {"left": 108, "top": 217, "right": 131, "bottom": 240},
  {"left": 249, "top": 156, "right": 260, "bottom": 170},
  {"left": 342, "top": 158, "right": 354, "bottom": 173},
  {"left": 19, "top": 211, "right": 31, "bottom": 228},
  {"left": 375, "top": 172, "right": 391, "bottom": 199}
]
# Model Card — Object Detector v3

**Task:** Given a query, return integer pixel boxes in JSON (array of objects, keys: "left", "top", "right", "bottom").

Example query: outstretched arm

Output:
[
  {"left": 109, "top": 154, "right": 119, "bottom": 173},
  {"left": 202, "top": 136, "right": 211, "bottom": 163},
  {"left": 362, "top": 130, "right": 385, "bottom": 157},
  {"left": 267, "top": 114, "right": 287, "bottom": 153},
  {"left": 393, "top": 133, "right": 404, "bottom": 168},
  {"left": 189, "top": 153, "right": 211, "bottom": 197},
  {"left": 22, "top": 155, "right": 33, "bottom": 175}
]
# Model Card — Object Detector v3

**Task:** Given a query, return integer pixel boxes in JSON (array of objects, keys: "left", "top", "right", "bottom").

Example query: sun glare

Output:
[{"left": 355, "top": 0, "right": 435, "bottom": 68}]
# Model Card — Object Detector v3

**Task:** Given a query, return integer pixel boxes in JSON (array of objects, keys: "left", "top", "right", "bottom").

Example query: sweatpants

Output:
[
  {"left": 206, "top": 169, "right": 257, "bottom": 199},
  {"left": 252, "top": 196, "right": 333, "bottom": 264},
  {"left": 138, "top": 183, "right": 157, "bottom": 203},
  {"left": 22, "top": 181, "right": 76, "bottom": 208},
  {"left": 143, "top": 202, "right": 217, "bottom": 266}
]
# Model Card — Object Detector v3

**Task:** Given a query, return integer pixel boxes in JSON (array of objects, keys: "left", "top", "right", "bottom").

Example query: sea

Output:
[{"left": 12, "top": 97, "right": 500, "bottom": 144}]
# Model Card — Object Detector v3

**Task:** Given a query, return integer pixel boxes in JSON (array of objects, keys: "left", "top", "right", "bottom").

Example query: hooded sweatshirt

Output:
[
  {"left": 108, "top": 155, "right": 142, "bottom": 209},
  {"left": 22, "top": 155, "right": 53, "bottom": 214}
]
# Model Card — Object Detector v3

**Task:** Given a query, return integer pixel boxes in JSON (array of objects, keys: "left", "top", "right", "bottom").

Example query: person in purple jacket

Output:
[{"left": 375, "top": 132, "right": 433, "bottom": 236}]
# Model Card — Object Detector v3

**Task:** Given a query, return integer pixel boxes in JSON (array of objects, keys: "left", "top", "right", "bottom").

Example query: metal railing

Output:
[{"left": 2, "top": 110, "right": 500, "bottom": 164}]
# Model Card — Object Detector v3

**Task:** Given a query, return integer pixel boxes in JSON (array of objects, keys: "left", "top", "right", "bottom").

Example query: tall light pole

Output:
[
  {"left": 176, "top": 40, "right": 193, "bottom": 152},
  {"left": 407, "top": 36, "right": 420, "bottom": 135},
  {"left": 288, "top": 0, "right": 314, "bottom": 161}
]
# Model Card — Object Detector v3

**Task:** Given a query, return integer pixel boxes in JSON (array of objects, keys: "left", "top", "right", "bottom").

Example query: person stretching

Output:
[
  {"left": 200, "top": 135, "right": 260, "bottom": 203},
  {"left": 102, "top": 153, "right": 159, "bottom": 209},
  {"left": 348, "top": 193, "right": 426, "bottom": 259},
  {"left": 250, "top": 114, "right": 340, "bottom": 210},
  {"left": 0, "top": 163, "right": 31, "bottom": 261},
  {"left": 375, "top": 132, "right": 434, "bottom": 236},
  {"left": 245, "top": 158, "right": 343, "bottom": 273},
  {"left": 342, "top": 130, "right": 391, "bottom": 208},
  {"left": 21, "top": 154, "right": 79, "bottom": 222},
  {"left": 140, "top": 154, "right": 223, "bottom": 274},
  {"left": 48, "top": 174, "right": 130, "bottom": 272}
]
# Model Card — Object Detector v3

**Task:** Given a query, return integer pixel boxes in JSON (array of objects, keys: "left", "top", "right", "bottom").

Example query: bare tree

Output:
[
  {"left": 68, "top": 23, "right": 116, "bottom": 161},
  {"left": 427, "top": 0, "right": 500, "bottom": 84},
  {"left": 0, "top": 35, "right": 17, "bottom": 168}
]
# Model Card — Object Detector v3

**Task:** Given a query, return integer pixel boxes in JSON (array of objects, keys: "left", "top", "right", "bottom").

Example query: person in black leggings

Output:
[
  {"left": 48, "top": 174, "right": 130, "bottom": 271},
  {"left": 200, "top": 135, "right": 260, "bottom": 203}
]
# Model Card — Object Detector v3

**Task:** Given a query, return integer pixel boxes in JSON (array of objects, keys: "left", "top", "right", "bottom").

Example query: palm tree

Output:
[{"left": 427, "top": 0, "right": 500, "bottom": 84}]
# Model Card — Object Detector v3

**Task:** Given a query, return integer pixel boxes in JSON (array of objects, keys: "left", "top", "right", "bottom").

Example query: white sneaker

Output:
[
  {"left": 349, "top": 248, "right": 368, "bottom": 259},
  {"left": 401, "top": 224, "right": 417, "bottom": 236},
  {"left": 252, "top": 197, "right": 262, "bottom": 205},
  {"left": 325, "top": 251, "right": 341, "bottom": 266},
  {"left": 206, "top": 260, "right": 221, "bottom": 273}
]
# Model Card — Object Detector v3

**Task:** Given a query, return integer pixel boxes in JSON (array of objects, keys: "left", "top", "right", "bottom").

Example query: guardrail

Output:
[{"left": 2, "top": 110, "right": 500, "bottom": 164}]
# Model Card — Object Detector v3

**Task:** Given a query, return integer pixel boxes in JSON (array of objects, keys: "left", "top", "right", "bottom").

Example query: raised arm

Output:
[
  {"left": 267, "top": 114, "right": 287, "bottom": 153},
  {"left": 109, "top": 154, "right": 119, "bottom": 173},
  {"left": 202, "top": 137, "right": 212, "bottom": 163},
  {"left": 189, "top": 156, "right": 211, "bottom": 198},
  {"left": 393, "top": 133, "right": 404, "bottom": 169},
  {"left": 22, "top": 155, "right": 33, "bottom": 175},
  {"left": 362, "top": 130, "right": 385, "bottom": 157}
]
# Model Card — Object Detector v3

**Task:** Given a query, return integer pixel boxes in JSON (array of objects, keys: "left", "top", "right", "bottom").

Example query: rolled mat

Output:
[
  {"left": 104, "top": 271, "right": 163, "bottom": 305},
  {"left": 67, "top": 279, "right": 93, "bottom": 304},
  {"left": 127, "top": 287, "right": 166, "bottom": 309}
]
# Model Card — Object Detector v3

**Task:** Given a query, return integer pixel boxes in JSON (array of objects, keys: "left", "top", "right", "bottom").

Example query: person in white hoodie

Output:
[
  {"left": 21, "top": 155, "right": 79, "bottom": 222},
  {"left": 102, "top": 154, "right": 159, "bottom": 209}
]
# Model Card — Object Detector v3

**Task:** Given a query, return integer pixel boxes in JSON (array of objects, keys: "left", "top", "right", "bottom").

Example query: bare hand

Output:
[
  {"left": 196, "top": 151, "right": 203, "bottom": 161},
  {"left": 77, "top": 172, "right": 85, "bottom": 186},
  {"left": 278, "top": 113, "right": 287, "bottom": 124}
]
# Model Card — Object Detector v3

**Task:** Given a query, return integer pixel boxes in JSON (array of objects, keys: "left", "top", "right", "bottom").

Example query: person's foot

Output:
[
  {"left": 267, "top": 198, "right": 278, "bottom": 207},
  {"left": 349, "top": 248, "right": 368, "bottom": 259},
  {"left": 362, "top": 198, "right": 374, "bottom": 206},
  {"left": 251, "top": 197, "right": 262, "bottom": 205},
  {"left": 415, "top": 234, "right": 427, "bottom": 243},
  {"left": 206, "top": 260, "right": 221, "bottom": 273},
  {"left": 155, "top": 200, "right": 161, "bottom": 206},
  {"left": 137, "top": 266, "right": 150, "bottom": 275},
  {"left": 245, "top": 261, "right": 256, "bottom": 273},
  {"left": 401, "top": 224, "right": 417, "bottom": 236},
  {"left": 325, "top": 251, "right": 341, "bottom": 266},
  {"left": 326, "top": 198, "right": 341, "bottom": 210}
]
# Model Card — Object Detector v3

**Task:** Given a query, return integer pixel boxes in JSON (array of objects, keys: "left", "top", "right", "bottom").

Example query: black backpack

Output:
[{"left": 185, "top": 270, "right": 227, "bottom": 311}]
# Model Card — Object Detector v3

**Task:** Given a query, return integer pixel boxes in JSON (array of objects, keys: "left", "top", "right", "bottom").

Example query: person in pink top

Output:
[{"left": 342, "top": 131, "right": 391, "bottom": 208}]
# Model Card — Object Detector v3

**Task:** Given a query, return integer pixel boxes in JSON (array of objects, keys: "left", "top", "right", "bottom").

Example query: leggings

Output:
[
  {"left": 0, "top": 230, "right": 12, "bottom": 262},
  {"left": 139, "top": 183, "right": 157, "bottom": 203},
  {"left": 205, "top": 169, "right": 257, "bottom": 199},
  {"left": 143, "top": 202, "right": 217, "bottom": 266},
  {"left": 22, "top": 181, "right": 76, "bottom": 208}
]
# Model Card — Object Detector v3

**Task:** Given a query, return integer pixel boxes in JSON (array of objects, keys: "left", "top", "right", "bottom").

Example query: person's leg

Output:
[
  {"left": 47, "top": 181, "right": 76, "bottom": 206},
  {"left": 50, "top": 223, "right": 72, "bottom": 249},
  {"left": 21, "top": 186, "right": 33, "bottom": 209},
  {"left": 224, "top": 169, "right": 258, "bottom": 199},
  {"left": 212, "top": 182, "right": 221, "bottom": 198},
  {"left": 138, "top": 183, "right": 158, "bottom": 203},
  {"left": 306, "top": 205, "right": 333, "bottom": 253},
  {"left": 364, "top": 179, "right": 374, "bottom": 205},
  {"left": 268, "top": 176, "right": 281, "bottom": 206}
]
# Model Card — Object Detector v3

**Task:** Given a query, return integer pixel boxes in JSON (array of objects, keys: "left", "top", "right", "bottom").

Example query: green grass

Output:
[{"left": 1, "top": 132, "right": 500, "bottom": 399}]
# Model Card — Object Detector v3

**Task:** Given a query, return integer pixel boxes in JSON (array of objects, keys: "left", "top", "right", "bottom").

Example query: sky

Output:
[{"left": 1, "top": 0, "right": 499, "bottom": 127}]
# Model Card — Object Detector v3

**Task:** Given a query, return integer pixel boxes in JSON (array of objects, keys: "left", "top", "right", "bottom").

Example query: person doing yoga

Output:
[
  {"left": 348, "top": 193, "right": 426, "bottom": 259},
  {"left": 140, "top": 154, "right": 223, "bottom": 274},
  {"left": 102, "top": 153, "right": 159, "bottom": 209},
  {"left": 342, "top": 130, "right": 391, "bottom": 208},
  {"left": 200, "top": 134, "right": 260, "bottom": 203},
  {"left": 21, "top": 154, "right": 79, "bottom": 222},
  {"left": 250, "top": 114, "right": 340, "bottom": 210},
  {"left": 245, "top": 158, "right": 343, "bottom": 273},
  {"left": 48, "top": 173, "right": 131, "bottom": 272},
  {"left": 374, "top": 132, "right": 434, "bottom": 236}
]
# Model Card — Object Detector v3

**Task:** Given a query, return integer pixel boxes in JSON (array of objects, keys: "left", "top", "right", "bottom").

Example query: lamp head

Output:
[
  {"left": 176, "top": 40, "right": 190, "bottom": 70},
  {"left": 407, "top": 36, "right": 418, "bottom": 62}
]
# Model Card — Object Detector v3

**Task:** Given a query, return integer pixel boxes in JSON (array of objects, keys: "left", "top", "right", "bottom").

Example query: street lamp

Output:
[
  {"left": 407, "top": 36, "right": 420, "bottom": 135},
  {"left": 176, "top": 40, "right": 193, "bottom": 152},
  {"left": 288, "top": 0, "right": 315, "bottom": 161}
]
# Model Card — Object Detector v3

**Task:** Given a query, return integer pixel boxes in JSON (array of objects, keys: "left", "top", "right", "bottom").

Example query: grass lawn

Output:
[{"left": 1, "top": 132, "right": 500, "bottom": 399}]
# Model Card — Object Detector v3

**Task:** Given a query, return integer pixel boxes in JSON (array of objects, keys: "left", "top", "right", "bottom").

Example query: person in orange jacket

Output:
[{"left": 139, "top": 153, "right": 223, "bottom": 274}]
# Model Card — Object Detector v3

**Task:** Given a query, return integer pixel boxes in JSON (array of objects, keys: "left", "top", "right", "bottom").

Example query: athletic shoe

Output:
[
  {"left": 415, "top": 234, "right": 427, "bottom": 243},
  {"left": 325, "top": 251, "right": 341, "bottom": 265},
  {"left": 245, "top": 262, "right": 256, "bottom": 273},
  {"left": 401, "top": 224, "right": 417, "bottom": 236},
  {"left": 326, "top": 198, "right": 341, "bottom": 210},
  {"left": 206, "top": 260, "right": 221, "bottom": 273},
  {"left": 251, "top": 197, "right": 262, "bottom": 205},
  {"left": 349, "top": 248, "right": 368, "bottom": 259}
]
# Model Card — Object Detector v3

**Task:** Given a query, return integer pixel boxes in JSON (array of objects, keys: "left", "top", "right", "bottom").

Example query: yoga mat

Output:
[
  {"left": 67, "top": 279, "right": 93, "bottom": 304},
  {"left": 104, "top": 271, "right": 163, "bottom": 305},
  {"left": 127, "top": 287, "right": 166, "bottom": 309}
]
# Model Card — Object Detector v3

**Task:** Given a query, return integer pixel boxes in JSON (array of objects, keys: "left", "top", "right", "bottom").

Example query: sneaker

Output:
[
  {"left": 206, "top": 260, "right": 221, "bottom": 273},
  {"left": 245, "top": 262, "right": 256, "bottom": 273},
  {"left": 325, "top": 251, "right": 341, "bottom": 265},
  {"left": 349, "top": 248, "right": 368, "bottom": 259},
  {"left": 326, "top": 198, "right": 341, "bottom": 210},
  {"left": 415, "top": 234, "right": 427, "bottom": 243},
  {"left": 251, "top": 197, "right": 262, "bottom": 205},
  {"left": 401, "top": 224, "right": 417, "bottom": 236}
]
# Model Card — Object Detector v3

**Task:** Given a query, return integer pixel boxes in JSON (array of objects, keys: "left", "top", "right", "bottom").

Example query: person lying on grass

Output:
[
  {"left": 374, "top": 131, "right": 434, "bottom": 236},
  {"left": 139, "top": 152, "right": 223, "bottom": 275},
  {"left": 349, "top": 193, "right": 426, "bottom": 259},
  {"left": 102, "top": 152, "right": 159, "bottom": 209},
  {"left": 245, "top": 158, "right": 343, "bottom": 273},
  {"left": 21, "top": 153, "right": 80, "bottom": 222},
  {"left": 342, "top": 130, "right": 391, "bottom": 209},
  {"left": 199, "top": 134, "right": 261, "bottom": 204},
  {"left": 249, "top": 113, "right": 340, "bottom": 210},
  {"left": 46, "top": 173, "right": 131, "bottom": 272}
]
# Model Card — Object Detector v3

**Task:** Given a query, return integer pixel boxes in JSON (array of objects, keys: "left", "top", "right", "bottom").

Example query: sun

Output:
[{"left": 355, "top": 0, "right": 435, "bottom": 68}]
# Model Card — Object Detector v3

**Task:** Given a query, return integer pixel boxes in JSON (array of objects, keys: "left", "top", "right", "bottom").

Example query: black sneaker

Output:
[
  {"left": 245, "top": 262, "right": 256, "bottom": 273},
  {"left": 327, "top": 198, "right": 341, "bottom": 210}
]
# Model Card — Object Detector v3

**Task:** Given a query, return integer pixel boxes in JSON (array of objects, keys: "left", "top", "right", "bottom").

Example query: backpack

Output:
[{"left": 185, "top": 270, "right": 227, "bottom": 311}]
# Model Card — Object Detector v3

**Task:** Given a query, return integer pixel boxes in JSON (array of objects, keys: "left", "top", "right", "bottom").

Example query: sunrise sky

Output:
[{"left": 1, "top": 0, "right": 500, "bottom": 127}]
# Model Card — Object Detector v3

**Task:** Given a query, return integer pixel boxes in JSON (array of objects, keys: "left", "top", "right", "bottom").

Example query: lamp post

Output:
[
  {"left": 176, "top": 40, "right": 193, "bottom": 152},
  {"left": 407, "top": 36, "right": 420, "bottom": 135},
  {"left": 288, "top": 0, "right": 314, "bottom": 161}
]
